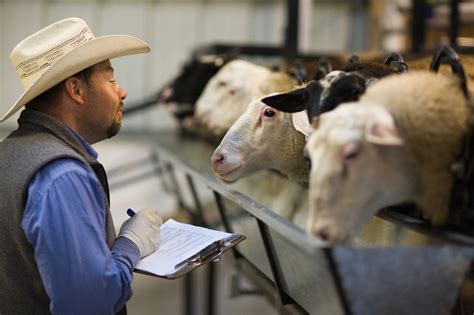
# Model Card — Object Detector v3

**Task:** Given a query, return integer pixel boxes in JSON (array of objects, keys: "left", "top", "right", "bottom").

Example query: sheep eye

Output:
[
  {"left": 344, "top": 150, "right": 359, "bottom": 160},
  {"left": 304, "top": 155, "right": 312, "bottom": 170},
  {"left": 342, "top": 142, "right": 361, "bottom": 161},
  {"left": 217, "top": 81, "right": 227, "bottom": 87},
  {"left": 303, "top": 150, "right": 312, "bottom": 170},
  {"left": 264, "top": 108, "right": 275, "bottom": 117}
]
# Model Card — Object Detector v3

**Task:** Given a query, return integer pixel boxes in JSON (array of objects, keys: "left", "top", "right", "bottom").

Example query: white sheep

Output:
[
  {"left": 194, "top": 59, "right": 297, "bottom": 138},
  {"left": 211, "top": 98, "right": 308, "bottom": 183},
  {"left": 194, "top": 59, "right": 271, "bottom": 137},
  {"left": 304, "top": 71, "right": 471, "bottom": 243}
]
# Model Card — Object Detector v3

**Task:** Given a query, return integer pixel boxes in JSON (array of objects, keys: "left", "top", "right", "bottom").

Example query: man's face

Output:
[{"left": 83, "top": 60, "right": 127, "bottom": 141}]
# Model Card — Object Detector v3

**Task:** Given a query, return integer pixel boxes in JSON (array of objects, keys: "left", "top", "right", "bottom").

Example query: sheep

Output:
[
  {"left": 211, "top": 98, "right": 308, "bottom": 183},
  {"left": 304, "top": 70, "right": 471, "bottom": 244},
  {"left": 193, "top": 59, "right": 272, "bottom": 138},
  {"left": 211, "top": 55, "right": 408, "bottom": 185},
  {"left": 193, "top": 59, "right": 297, "bottom": 139},
  {"left": 159, "top": 54, "right": 231, "bottom": 121}
]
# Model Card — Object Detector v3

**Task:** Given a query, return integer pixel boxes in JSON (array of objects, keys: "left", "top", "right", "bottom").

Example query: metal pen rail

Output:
[{"left": 110, "top": 131, "right": 474, "bottom": 315}]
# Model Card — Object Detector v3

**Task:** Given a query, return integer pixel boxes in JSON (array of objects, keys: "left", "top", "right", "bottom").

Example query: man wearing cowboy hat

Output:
[{"left": 0, "top": 18, "right": 162, "bottom": 314}]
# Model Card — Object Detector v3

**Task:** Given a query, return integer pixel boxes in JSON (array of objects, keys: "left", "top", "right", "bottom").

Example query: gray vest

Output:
[{"left": 0, "top": 110, "right": 118, "bottom": 314}]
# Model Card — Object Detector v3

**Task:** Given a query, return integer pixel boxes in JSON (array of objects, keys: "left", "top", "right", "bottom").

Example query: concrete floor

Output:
[{"left": 96, "top": 135, "right": 278, "bottom": 315}]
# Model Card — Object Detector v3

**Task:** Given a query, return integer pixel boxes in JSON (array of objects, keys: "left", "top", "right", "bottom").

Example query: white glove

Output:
[{"left": 118, "top": 208, "right": 162, "bottom": 258}]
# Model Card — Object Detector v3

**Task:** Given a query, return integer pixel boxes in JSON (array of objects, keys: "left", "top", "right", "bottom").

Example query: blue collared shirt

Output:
[{"left": 21, "top": 128, "right": 140, "bottom": 314}]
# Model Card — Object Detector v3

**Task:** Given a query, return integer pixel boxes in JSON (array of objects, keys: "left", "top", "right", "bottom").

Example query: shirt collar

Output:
[{"left": 64, "top": 124, "right": 98, "bottom": 159}]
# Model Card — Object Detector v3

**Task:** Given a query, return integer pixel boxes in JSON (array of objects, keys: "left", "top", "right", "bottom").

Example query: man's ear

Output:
[{"left": 64, "top": 77, "right": 85, "bottom": 105}]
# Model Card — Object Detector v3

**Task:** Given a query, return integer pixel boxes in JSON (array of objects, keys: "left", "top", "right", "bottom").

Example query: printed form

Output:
[{"left": 135, "top": 219, "right": 232, "bottom": 276}]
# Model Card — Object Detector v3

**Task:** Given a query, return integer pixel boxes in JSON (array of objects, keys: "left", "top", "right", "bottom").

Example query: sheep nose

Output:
[
  {"left": 160, "top": 88, "right": 173, "bottom": 101},
  {"left": 315, "top": 227, "right": 331, "bottom": 242},
  {"left": 311, "top": 224, "right": 334, "bottom": 243},
  {"left": 211, "top": 153, "right": 224, "bottom": 169},
  {"left": 228, "top": 89, "right": 236, "bottom": 96}
]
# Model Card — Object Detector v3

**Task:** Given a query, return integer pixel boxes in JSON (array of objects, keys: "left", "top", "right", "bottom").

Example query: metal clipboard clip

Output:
[{"left": 174, "top": 233, "right": 246, "bottom": 273}]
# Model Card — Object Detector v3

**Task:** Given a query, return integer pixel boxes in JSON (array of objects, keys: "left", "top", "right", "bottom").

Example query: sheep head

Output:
[
  {"left": 195, "top": 59, "right": 272, "bottom": 137},
  {"left": 305, "top": 103, "right": 418, "bottom": 244},
  {"left": 211, "top": 98, "right": 308, "bottom": 183},
  {"left": 261, "top": 71, "right": 369, "bottom": 121}
]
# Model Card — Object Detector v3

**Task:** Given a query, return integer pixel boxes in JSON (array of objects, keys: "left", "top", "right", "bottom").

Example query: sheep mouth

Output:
[
  {"left": 309, "top": 216, "right": 357, "bottom": 245},
  {"left": 214, "top": 165, "right": 243, "bottom": 181}
]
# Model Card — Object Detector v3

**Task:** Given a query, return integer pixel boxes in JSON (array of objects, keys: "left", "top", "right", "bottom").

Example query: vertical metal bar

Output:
[
  {"left": 184, "top": 274, "right": 193, "bottom": 315},
  {"left": 285, "top": 0, "right": 299, "bottom": 60},
  {"left": 212, "top": 190, "right": 249, "bottom": 304},
  {"left": 165, "top": 162, "right": 186, "bottom": 209},
  {"left": 185, "top": 174, "right": 216, "bottom": 315},
  {"left": 213, "top": 191, "right": 233, "bottom": 233},
  {"left": 207, "top": 262, "right": 216, "bottom": 315},
  {"left": 164, "top": 163, "right": 193, "bottom": 315},
  {"left": 449, "top": 0, "right": 460, "bottom": 49},
  {"left": 412, "top": 0, "right": 426, "bottom": 54},
  {"left": 213, "top": 191, "right": 243, "bottom": 260},
  {"left": 150, "top": 151, "right": 171, "bottom": 193},
  {"left": 185, "top": 174, "right": 205, "bottom": 226},
  {"left": 256, "top": 219, "right": 299, "bottom": 307},
  {"left": 323, "top": 249, "right": 352, "bottom": 315}
]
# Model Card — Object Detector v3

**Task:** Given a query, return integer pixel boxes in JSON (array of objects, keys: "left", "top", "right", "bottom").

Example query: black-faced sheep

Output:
[
  {"left": 160, "top": 54, "right": 231, "bottom": 120},
  {"left": 260, "top": 53, "right": 408, "bottom": 120}
]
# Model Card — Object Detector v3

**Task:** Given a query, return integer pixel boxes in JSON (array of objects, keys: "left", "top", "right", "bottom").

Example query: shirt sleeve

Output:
[{"left": 22, "top": 158, "right": 140, "bottom": 315}]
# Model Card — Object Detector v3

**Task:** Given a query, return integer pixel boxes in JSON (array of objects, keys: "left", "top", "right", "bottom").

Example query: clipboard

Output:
[{"left": 135, "top": 232, "right": 246, "bottom": 280}]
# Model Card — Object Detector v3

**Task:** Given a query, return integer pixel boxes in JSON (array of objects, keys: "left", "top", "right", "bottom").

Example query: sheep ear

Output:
[
  {"left": 261, "top": 87, "right": 309, "bottom": 113},
  {"left": 292, "top": 111, "right": 312, "bottom": 136},
  {"left": 311, "top": 57, "right": 332, "bottom": 80},
  {"left": 288, "top": 59, "right": 306, "bottom": 83},
  {"left": 365, "top": 109, "right": 404, "bottom": 145}
]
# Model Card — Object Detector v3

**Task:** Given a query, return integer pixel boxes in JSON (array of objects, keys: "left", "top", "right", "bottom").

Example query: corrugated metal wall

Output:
[{"left": 0, "top": 0, "right": 355, "bottom": 131}]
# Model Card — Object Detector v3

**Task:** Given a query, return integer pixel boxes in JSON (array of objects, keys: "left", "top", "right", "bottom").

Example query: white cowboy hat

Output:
[{"left": 1, "top": 17, "right": 150, "bottom": 122}]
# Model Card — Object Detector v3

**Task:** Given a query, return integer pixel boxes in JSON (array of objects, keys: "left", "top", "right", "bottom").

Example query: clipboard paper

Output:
[{"left": 134, "top": 219, "right": 246, "bottom": 279}]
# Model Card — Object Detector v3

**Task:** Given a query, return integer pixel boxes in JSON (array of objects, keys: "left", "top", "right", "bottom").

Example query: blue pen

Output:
[{"left": 127, "top": 208, "right": 136, "bottom": 217}]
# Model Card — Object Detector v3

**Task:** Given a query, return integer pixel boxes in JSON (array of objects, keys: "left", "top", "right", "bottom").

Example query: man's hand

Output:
[{"left": 118, "top": 208, "right": 162, "bottom": 257}]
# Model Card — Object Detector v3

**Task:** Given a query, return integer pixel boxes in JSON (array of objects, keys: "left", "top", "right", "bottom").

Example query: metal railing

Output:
[{"left": 109, "top": 131, "right": 474, "bottom": 315}]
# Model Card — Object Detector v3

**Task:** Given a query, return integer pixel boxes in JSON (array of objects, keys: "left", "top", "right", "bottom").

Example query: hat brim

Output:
[{"left": 1, "top": 35, "right": 150, "bottom": 122}]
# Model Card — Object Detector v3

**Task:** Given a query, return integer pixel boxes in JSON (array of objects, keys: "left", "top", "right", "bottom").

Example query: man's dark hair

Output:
[{"left": 26, "top": 65, "right": 95, "bottom": 109}]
